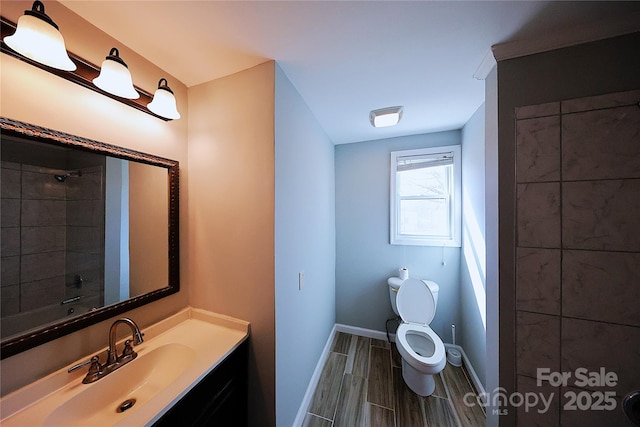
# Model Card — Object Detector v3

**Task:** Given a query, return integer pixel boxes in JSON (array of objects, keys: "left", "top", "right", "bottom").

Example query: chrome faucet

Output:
[
  {"left": 106, "top": 318, "right": 144, "bottom": 365},
  {"left": 68, "top": 317, "right": 144, "bottom": 384}
]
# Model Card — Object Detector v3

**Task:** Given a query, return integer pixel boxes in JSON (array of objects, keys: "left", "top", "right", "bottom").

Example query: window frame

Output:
[{"left": 390, "top": 145, "right": 461, "bottom": 247}]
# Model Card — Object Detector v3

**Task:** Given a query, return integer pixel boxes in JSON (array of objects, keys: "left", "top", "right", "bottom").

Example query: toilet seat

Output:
[
  {"left": 396, "top": 278, "right": 435, "bottom": 325},
  {"left": 395, "top": 278, "right": 445, "bottom": 372},
  {"left": 396, "top": 323, "right": 445, "bottom": 371}
]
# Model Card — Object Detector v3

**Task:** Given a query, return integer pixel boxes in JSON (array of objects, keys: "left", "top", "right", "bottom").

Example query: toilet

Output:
[{"left": 390, "top": 277, "right": 446, "bottom": 396}]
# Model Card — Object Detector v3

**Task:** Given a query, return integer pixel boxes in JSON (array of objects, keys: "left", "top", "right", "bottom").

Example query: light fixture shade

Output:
[
  {"left": 370, "top": 106, "right": 404, "bottom": 128},
  {"left": 93, "top": 48, "right": 139, "bottom": 99},
  {"left": 3, "top": 1, "right": 76, "bottom": 71},
  {"left": 148, "top": 78, "right": 180, "bottom": 120}
]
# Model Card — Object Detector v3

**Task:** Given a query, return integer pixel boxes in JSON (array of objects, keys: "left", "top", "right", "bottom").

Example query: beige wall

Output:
[
  {"left": 0, "top": 1, "right": 189, "bottom": 394},
  {"left": 2, "top": 4, "right": 276, "bottom": 424},
  {"left": 129, "top": 162, "right": 169, "bottom": 297},
  {"left": 187, "top": 61, "right": 276, "bottom": 427}
]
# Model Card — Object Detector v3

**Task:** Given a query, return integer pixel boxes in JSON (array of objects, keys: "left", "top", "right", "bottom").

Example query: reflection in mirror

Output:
[{"left": 0, "top": 117, "right": 179, "bottom": 358}]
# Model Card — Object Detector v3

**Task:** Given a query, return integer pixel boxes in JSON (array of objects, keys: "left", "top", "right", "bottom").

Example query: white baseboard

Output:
[
  {"left": 292, "top": 324, "right": 336, "bottom": 427},
  {"left": 292, "top": 324, "right": 485, "bottom": 426},
  {"left": 335, "top": 323, "right": 393, "bottom": 342}
]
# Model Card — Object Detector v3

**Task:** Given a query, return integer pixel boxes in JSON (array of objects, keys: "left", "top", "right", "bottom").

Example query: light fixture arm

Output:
[
  {"left": 1, "top": 14, "right": 174, "bottom": 121},
  {"left": 24, "top": 1, "right": 58, "bottom": 30},
  {"left": 104, "top": 47, "right": 128, "bottom": 68},
  {"left": 157, "top": 78, "right": 174, "bottom": 94}
]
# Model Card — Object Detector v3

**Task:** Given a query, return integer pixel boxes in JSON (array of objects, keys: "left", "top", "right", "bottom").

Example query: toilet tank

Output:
[
  {"left": 388, "top": 277, "right": 403, "bottom": 316},
  {"left": 423, "top": 280, "right": 440, "bottom": 306}
]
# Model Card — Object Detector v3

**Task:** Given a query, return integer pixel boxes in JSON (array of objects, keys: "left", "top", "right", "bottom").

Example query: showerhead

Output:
[{"left": 53, "top": 170, "right": 82, "bottom": 182}]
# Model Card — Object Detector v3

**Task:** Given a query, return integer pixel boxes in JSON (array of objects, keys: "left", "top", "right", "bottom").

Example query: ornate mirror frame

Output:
[{"left": 0, "top": 117, "right": 180, "bottom": 359}]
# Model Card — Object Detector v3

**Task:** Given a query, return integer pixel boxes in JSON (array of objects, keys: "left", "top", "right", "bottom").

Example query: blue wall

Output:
[
  {"left": 335, "top": 132, "right": 462, "bottom": 340},
  {"left": 460, "top": 103, "right": 487, "bottom": 386},
  {"left": 274, "top": 65, "right": 336, "bottom": 427}
]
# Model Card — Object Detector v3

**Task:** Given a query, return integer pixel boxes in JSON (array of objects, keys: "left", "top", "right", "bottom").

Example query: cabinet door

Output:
[{"left": 154, "top": 340, "right": 248, "bottom": 427}]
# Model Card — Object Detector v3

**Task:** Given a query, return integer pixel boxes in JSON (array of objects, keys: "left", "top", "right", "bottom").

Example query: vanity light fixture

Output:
[
  {"left": 147, "top": 78, "right": 181, "bottom": 120},
  {"left": 370, "top": 106, "right": 404, "bottom": 128},
  {"left": 2, "top": 10, "right": 179, "bottom": 120},
  {"left": 3, "top": 1, "right": 75, "bottom": 71},
  {"left": 93, "top": 47, "right": 139, "bottom": 99}
]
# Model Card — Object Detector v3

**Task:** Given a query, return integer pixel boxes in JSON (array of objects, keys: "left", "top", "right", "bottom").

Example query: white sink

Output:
[
  {"left": 0, "top": 308, "right": 249, "bottom": 427},
  {"left": 44, "top": 343, "right": 195, "bottom": 426}
]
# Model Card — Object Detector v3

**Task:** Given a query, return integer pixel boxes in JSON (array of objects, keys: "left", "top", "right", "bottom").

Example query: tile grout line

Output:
[
  {"left": 385, "top": 341, "right": 398, "bottom": 427},
  {"left": 558, "top": 109, "right": 563, "bottom": 427},
  {"left": 440, "top": 370, "right": 464, "bottom": 427},
  {"left": 330, "top": 372, "right": 347, "bottom": 424},
  {"left": 333, "top": 333, "right": 352, "bottom": 424},
  {"left": 514, "top": 113, "right": 523, "bottom": 427},
  {"left": 306, "top": 412, "right": 334, "bottom": 422},
  {"left": 430, "top": 394, "right": 453, "bottom": 401},
  {"left": 369, "top": 334, "right": 398, "bottom": 423},
  {"left": 419, "top": 395, "right": 429, "bottom": 427},
  {"left": 461, "top": 363, "right": 486, "bottom": 416},
  {"left": 363, "top": 372, "right": 370, "bottom": 426},
  {"left": 365, "top": 335, "right": 373, "bottom": 409},
  {"left": 344, "top": 334, "right": 357, "bottom": 375},
  {"left": 386, "top": 341, "right": 394, "bottom": 412}
]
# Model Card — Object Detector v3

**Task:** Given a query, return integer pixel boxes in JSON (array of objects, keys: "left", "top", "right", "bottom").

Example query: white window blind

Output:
[
  {"left": 396, "top": 152, "right": 454, "bottom": 171},
  {"left": 390, "top": 146, "right": 461, "bottom": 247}
]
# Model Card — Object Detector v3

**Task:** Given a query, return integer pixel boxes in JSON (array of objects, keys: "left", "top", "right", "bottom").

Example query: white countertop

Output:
[{"left": 0, "top": 307, "right": 250, "bottom": 427}]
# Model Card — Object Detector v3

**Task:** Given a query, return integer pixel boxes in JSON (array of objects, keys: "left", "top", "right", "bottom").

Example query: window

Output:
[{"left": 390, "top": 145, "right": 461, "bottom": 246}]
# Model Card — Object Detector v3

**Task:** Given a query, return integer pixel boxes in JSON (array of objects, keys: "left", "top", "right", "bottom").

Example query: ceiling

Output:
[{"left": 60, "top": 1, "right": 640, "bottom": 145}]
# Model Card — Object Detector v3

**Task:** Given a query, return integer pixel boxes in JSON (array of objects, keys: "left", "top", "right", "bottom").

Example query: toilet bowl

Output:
[{"left": 394, "top": 278, "right": 446, "bottom": 396}]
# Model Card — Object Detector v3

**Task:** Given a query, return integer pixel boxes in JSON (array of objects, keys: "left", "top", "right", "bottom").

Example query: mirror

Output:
[{"left": 0, "top": 117, "right": 179, "bottom": 358}]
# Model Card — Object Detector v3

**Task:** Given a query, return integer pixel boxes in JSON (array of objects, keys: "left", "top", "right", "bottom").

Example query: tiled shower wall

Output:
[
  {"left": 514, "top": 89, "right": 640, "bottom": 426},
  {"left": 63, "top": 163, "right": 105, "bottom": 315},
  {"left": 1, "top": 150, "right": 105, "bottom": 339},
  {"left": 1, "top": 162, "right": 67, "bottom": 319}
]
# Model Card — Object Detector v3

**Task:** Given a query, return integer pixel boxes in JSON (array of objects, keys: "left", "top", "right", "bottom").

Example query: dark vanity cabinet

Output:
[{"left": 154, "top": 339, "right": 248, "bottom": 427}]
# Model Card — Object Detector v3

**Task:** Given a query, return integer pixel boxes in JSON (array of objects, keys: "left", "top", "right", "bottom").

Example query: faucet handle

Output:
[
  {"left": 87, "top": 356, "right": 101, "bottom": 375},
  {"left": 68, "top": 356, "right": 101, "bottom": 374},
  {"left": 133, "top": 330, "right": 144, "bottom": 345},
  {"left": 121, "top": 339, "right": 136, "bottom": 358}
]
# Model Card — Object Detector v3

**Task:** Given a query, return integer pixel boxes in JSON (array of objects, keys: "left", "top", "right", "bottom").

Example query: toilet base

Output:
[{"left": 402, "top": 359, "right": 436, "bottom": 396}]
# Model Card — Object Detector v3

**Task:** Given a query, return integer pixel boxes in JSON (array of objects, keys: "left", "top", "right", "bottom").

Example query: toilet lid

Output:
[{"left": 396, "top": 278, "right": 435, "bottom": 325}]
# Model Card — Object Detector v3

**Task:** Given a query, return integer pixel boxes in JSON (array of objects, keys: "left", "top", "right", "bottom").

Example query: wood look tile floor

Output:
[{"left": 303, "top": 332, "right": 486, "bottom": 427}]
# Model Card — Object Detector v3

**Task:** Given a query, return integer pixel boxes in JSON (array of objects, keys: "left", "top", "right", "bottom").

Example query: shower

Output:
[{"left": 53, "top": 170, "right": 82, "bottom": 182}]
